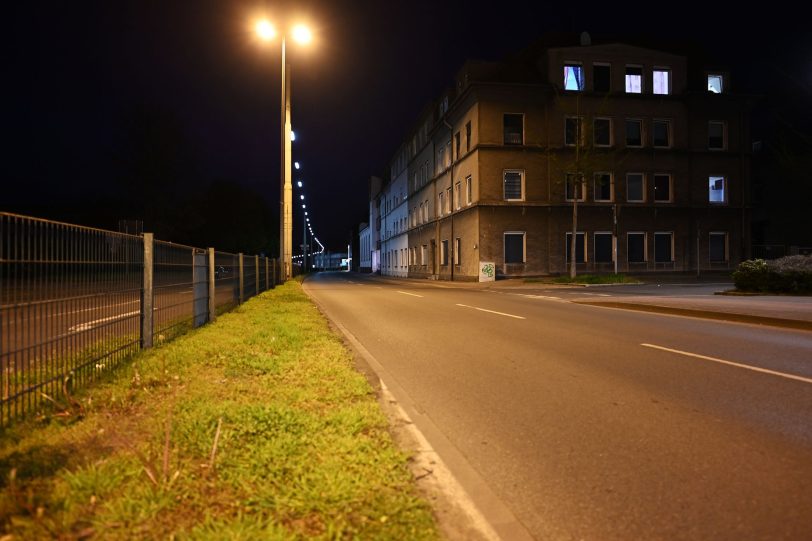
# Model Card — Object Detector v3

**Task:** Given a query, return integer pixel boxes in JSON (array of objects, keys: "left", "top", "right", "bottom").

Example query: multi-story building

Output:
[
  {"left": 368, "top": 176, "right": 383, "bottom": 274},
  {"left": 380, "top": 147, "right": 409, "bottom": 277},
  {"left": 379, "top": 36, "right": 750, "bottom": 280},
  {"left": 358, "top": 222, "right": 371, "bottom": 272}
]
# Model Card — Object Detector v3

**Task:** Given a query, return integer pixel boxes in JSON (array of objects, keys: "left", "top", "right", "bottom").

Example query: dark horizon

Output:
[{"left": 7, "top": 1, "right": 810, "bottom": 252}]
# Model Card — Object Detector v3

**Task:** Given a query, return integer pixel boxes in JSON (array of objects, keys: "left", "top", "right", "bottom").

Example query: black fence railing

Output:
[{"left": 0, "top": 213, "right": 282, "bottom": 427}]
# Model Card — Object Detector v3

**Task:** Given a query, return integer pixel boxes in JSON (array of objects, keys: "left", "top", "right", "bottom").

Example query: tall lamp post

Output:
[{"left": 255, "top": 20, "right": 312, "bottom": 281}]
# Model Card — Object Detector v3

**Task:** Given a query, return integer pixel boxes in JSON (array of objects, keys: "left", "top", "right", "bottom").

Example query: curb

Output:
[{"left": 573, "top": 301, "right": 812, "bottom": 331}]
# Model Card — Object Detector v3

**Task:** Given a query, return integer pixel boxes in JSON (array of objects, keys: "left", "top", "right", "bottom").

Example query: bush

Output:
[{"left": 733, "top": 255, "right": 812, "bottom": 293}]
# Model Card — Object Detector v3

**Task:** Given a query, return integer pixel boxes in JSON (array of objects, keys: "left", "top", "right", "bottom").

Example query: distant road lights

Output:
[
  {"left": 297, "top": 181, "right": 302, "bottom": 188},
  {"left": 302, "top": 204, "right": 306, "bottom": 209},
  {"left": 294, "top": 162, "right": 300, "bottom": 170},
  {"left": 255, "top": 20, "right": 277, "bottom": 41},
  {"left": 292, "top": 25, "right": 313, "bottom": 44},
  {"left": 300, "top": 194, "right": 305, "bottom": 200},
  {"left": 291, "top": 131, "right": 296, "bottom": 141}
]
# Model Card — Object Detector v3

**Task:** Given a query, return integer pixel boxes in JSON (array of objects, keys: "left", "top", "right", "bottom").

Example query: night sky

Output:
[{"left": 6, "top": 1, "right": 810, "bottom": 252}]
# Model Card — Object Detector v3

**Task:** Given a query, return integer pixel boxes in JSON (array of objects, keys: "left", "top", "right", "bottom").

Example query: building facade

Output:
[{"left": 375, "top": 38, "right": 751, "bottom": 280}]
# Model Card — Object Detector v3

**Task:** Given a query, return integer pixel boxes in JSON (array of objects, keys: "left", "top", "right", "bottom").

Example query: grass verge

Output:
[{"left": 0, "top": 282, "right": 439, "bottom": 540}]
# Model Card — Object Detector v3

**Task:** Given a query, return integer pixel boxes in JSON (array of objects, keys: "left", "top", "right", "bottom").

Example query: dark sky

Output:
[{"left": 6, "top": 1, "right": 809, "bottom": 251}]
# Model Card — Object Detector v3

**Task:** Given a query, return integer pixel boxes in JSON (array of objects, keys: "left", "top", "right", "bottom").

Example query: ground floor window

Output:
[
  {"left": 628, "top": 232, "right": 646, "bottom": 263},
  {"left": 441, "top": 239, "right": 449, "bottom": 266},
  {"left": 504, "top": 232, "right": 525, "bottom": 264},
  {"left": 454, "top": 237, "right": 461, "bottom": 265},
  {"left": 709, "top": 232, "right": 728, "bottom": 262},
  {"left": 654, "top": 232, "right": 674, "bottom": 263},
  {"left": 565, "top": 232, "right": 586, "bottom": 263},
  {"left": 594, "top": 232, "right": 613, "bottom": 263},
  {"left": 421, "top": 245, "right": 428, "bottom": 266}
]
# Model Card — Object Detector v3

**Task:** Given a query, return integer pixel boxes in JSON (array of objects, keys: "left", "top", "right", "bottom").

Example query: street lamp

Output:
[{"left": 255, "top": 18, "right": 312, "bottom": 281}]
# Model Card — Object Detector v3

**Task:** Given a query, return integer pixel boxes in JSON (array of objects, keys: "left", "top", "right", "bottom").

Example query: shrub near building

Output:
[{"left": 733, "top": 255, "right": 812, "bottom": 293}]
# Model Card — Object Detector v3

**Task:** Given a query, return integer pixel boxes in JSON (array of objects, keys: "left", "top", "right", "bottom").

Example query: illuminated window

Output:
[
  {"left": 594, "top": 172, "right": 613, "bottom": 202},
  {"left": 708, "top": 74, "right": 723, "bottom": 93},
  {"left": 654, "top": 174, "right": 672, "bottom": 202},
  {"left": 627, "top": 173, "right": 645, "bottom": 202},
  {"left": 565, "top": 173, "right": 585, "bottom": 201},
  {"left": 709, "top": 176, "right": 726, "bottom": 203},
  {"left": 503, "top": 113, "right": 524, "bottom": 145},
  {"left": 653, "top": 68, "right": 670, "bottom": 95},
  {"left": 593, "top": 64, "right": 611, "bottom": 92},
  {"left": 625, "top": 66, "right": 642, "bottom": 93},
  {"left": 564, "top": 63, "right": 584, "bottom": 91},
  {"left": 627, "top": 232, "right": 646, "bottom": 263},
  {"left": 594, "top": 118, "right": 612, "bottom": 146},
  {"left": 709, "top": 232, "right": 728, "bottom": 262}
]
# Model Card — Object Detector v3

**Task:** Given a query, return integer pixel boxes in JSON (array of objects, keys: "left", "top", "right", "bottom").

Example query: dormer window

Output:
[
  {"left": 564, "top": 63, "right": 584, "bottom": 91},
  {"left": 708, "top": 74, "right": 724, "bottom": 93}
]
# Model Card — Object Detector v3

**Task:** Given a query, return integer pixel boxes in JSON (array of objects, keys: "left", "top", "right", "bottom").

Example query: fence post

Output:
[
  {"left": 193, "top": 250, "right": 207, "bottom": 328},
  {"left": 141, "top": 233, "right": 154, "bottom": 349},
  {"left": 265, "top": 257, "right": 270, "bottom": 290},
  {"left": 208, "top": 248, "right": 216, "bottom": 323},
  {"left": 238, "top": 253, "right": 244, "bottom": 304},
  {"left": 255, "top": 255, "right": 260, "bottom": 296}
]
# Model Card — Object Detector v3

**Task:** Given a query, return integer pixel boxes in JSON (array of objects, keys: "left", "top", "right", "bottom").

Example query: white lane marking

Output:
[
  {"left": 396, "top": 290, "right": 424, "bottom": 298},
  {"left": 580, "top": 292, "right": 611, "bottom": 297},
  {"left": 520, "top": 294, "right": 562, "bottom": 300},
  {"left": 456, "top": 304, "right": 526, "bottom": 320},
  {"left": 641, "top": 343, "right": 812, "bottom": 385},
  {"left": 69, "top": 310, "right": 141, "bottom": 333}
]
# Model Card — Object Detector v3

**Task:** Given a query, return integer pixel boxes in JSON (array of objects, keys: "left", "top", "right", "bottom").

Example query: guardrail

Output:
[{"left": 0, "top": 213, "right": 281, "bottom": 427}]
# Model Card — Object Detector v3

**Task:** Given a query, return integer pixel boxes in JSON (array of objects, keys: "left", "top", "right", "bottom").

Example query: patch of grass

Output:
[
  {"left": 551, "top": 274, "right": 641, "bottom": 285},
  {"left": 0, "top": 282, "right": 439, "bottom": 540}
]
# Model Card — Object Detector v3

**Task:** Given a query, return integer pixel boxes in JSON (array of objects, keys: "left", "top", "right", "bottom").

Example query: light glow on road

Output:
[
  {"left": 456, "top": 303, "right": 525, "bottom": 320},
  {"left": 641, "top": 343, "right": 812, "bottom": 385}
]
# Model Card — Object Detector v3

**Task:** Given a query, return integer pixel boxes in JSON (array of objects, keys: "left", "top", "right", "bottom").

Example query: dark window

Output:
[
  {"left": 594, "top": 118, "right": 611, "bottom": 146},
  {"left": 709, "top": 233, "right": 727, "bottom": 262},
  {"left": 455, "top": 131, "right": 461, "bottom": 158},
  {"left": 466, "top": 121, "right": 471, "bottom": 151},
  {"left": 654, "top": 174, "right": 671, "bottom": 202},
  {"left": 566, "top": 173, "right": 585, "bottom": 201},
  {"left": 503, "top": 171, "right": 523, "bottom": 200},
  {"left": 565, "top": 117, "right": 583, "bottom": 146},
  {"left": 594, "top": 173, "right": 612, "bottom": 201},
  {"left": 653, "top": 120, "right": 670, "bottom": 147},
  {"left": 628, "top": 233, "right": 646, "bottom": 263},
  {"left": 593, "top": 64, "right": 611, "bottom": 92},
  {"left": 654, "top": 233, "right": 673, "bottom": 263},
  {"left": 594, "top": 233, "right": 613, "bottom": 263},
  {"left": 625, "top": 119, "right": 642, "bottom": 146},
  {"left": 454, "top": 238, "right": 461, "bottom": 265},
  {"left": 709, "top": 122, "right": 724, "bottom": 149},
  {"left": 441, "top": 239, "right": 449, "bottom": 266},
  {"left": 627, "top": 173, "right": 644, "bottom": 201},
  {"left": 566, "top": 232, "right": 586, "bottom": 263},
  {"left": 503, "top": 114, "right": 523, "bottom": 145},
  {"left": 505, "top": 233, "right": 525, "bottom": 263}
]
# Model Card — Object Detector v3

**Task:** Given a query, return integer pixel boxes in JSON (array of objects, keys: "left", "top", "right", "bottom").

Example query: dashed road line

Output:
[
  {"left": 397, "top": 290, "right": 424, "bottom": 298},
  {"left": 456, "top": 303, "right": 526, "bottom": 320},
  {"left": 641, "top": 343, "right": 812, "bottom": 385}
]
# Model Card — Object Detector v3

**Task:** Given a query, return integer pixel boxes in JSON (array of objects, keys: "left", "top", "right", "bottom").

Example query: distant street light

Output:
[{"left": 254, "top": 18, "right": 312, "bottom": 281}]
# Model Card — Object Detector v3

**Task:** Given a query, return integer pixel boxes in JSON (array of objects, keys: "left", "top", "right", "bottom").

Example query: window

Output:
[
  {"left": 594, "top": 232, "right": 613, "bottom": 263},
  {"left": 653, "top": 68, "right": 670, "bottom": 95},
  {"left": 625, "top": 66, "right": 642, "bottom": 93},
  {"left": 438, "top": 192, "right": 444, "bottom": 216},
  {"left": 503, "top": 113, "right": 524, "bottom": 145},
  {"left": 654, "top": 232, "right": 674, "bottom": 263},
  {"left": 564, "top": 63, "right": 584, "bottom": 91},
  {"left": 654, "top": 174, "right": 672, "bottom": 202},
  {"left": 419, "top": 202, "right": 423, "bottom": 223},
  {"left": 421, "top": 245, "right": 428, "bottom": 265},
  {"left": 594, "top": 118, "right": 612, "bottom": 146},
  {"left": 708, "top": 121, "right": 725, "bottom": 150},
  {"left": 593, "top": 64, "right": 611, "bottom": 92},
  {"left": 455, "top": 131, "right": 461, "bottom": 159},
  {"left": 653, "top": 119, "right": 671, "bottom": 147},
  {"left": 594, "top": 172, "right": 613, "bottom": 202},
  {"left": 441, "top": 239, "right": 449, "bottom": 266},
  {"left": 454, "top": 238, "right": 461, "bottom": 265},
  {"left": 625, "top": 119, "right": 643, "bottom": 147},
  {"left": 627, "top": 173, "right": 645, "bottom": 202},
  {"left": 565, "top": 117, "right": 584, "bottom": 146},
  {"left": 466, "top": 121, "right": 471, "bottom": 151},
  {"left": 504, "top": 232, "right": 525, "bottom": 264},
  {"left": 565, "top": 173, "right": 585, "bottom": 201},
  {"left": 466, "top": 175, "right": 472, "bottom": 205},
  {"left": 565, "top": 232, "right": 586, "bottom": 263},
  {"left": 709, "top": 232, "right": 728, "bottom": 262},
  {"left": 709, "top": 176, "right": 726, "bottom": 203},
  {"left": 455, "top": 181, "right": 461, "bottom": 209},
  {"left": 503, "top": 170, "right": 524, "bottom": 200},
  {"left": 707, "top": 74, "right": 723, "bottom": 93},
  {"left": 424, "top": 199, "right": 429, "bottom": 221},
  {"left": 627, "top": 232, "right": 646, "bottom": 263}
]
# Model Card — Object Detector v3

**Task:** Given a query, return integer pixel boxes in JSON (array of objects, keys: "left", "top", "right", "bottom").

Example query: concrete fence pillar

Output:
[
  {"left": 207, "top": 248, "right": 216, "bottom": 323},
  {"left": 140, "top": 233, "right": 154, "bottom": 349}
]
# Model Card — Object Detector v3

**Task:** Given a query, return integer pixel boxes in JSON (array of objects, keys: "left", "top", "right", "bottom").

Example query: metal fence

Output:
[{"left": 0, "top": 213, "right": 281, "bottom": 427}]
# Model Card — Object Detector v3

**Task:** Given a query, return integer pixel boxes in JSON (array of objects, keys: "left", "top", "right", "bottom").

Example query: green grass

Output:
[
  {"left": 548, "top": 274, "right": 641, "bottom": 285},
  {"left": 0, "top": 282, "right": 439, "bottom": 540}
]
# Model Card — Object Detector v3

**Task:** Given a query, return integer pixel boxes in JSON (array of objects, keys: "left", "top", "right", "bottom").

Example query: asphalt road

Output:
[{"left": 304, "top": 272, "right": 812, "bottom": 540}]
